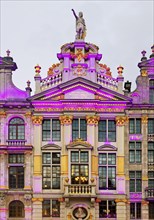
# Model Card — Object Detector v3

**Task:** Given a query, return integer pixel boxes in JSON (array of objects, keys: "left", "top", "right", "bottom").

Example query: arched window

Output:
[
  {"left": 9, "top": 118, "right": 25, "bottom": 140},
  {"left": 9, "top": 200, "right": 25, "bottom": 217}
]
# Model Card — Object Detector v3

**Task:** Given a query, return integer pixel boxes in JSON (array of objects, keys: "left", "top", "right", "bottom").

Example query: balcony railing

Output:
[
  {"left": 6, "top": 140, "right": 26, "bottom": 146},
  {"left": 147, "top": 134, "right": 154, "bottom": 141},
  {"left": 64, "top": 184, "right": 96, "bottom": 196},
  {"left": 145, "top": 188, "right": 154, "bottom": 199},
  {"left": 148, "top": 162, "right": 154, "bottom": 170}
]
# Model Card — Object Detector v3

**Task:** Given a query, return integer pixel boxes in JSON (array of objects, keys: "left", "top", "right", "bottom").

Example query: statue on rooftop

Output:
[{"left": 72, "top": 9, "right": 86, "bottom": 40}]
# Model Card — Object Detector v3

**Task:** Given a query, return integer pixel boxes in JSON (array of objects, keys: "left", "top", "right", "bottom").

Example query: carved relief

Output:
[
  {"left": 32, "top": 116, "right": 43, "bottom": 125},
  {"left": 0, "top": 193, "right": 6, "bottom": 206},
  {"left": 25, "top": 112, "right": 32, "bottom": 118},
  {"left": 141, "top": 115, "right": 148, "bottom": 124},
  {"left": 116, "top": 116, "right": 129, "bottom": 126},
  {"left": 59, "top": 115, "right": 73, "bottom": 125},
  {"left": 86, "top": 115, "right": 100, "bottom": 125}
]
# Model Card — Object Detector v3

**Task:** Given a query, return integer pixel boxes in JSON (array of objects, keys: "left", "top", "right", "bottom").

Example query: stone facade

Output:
[{"left": 0, "top": 15, "right": 154, "bottom": 220}]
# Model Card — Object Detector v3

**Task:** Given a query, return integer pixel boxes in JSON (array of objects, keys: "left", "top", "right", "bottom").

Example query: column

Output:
[
  {"left": 141, "top": 200, "right": 149, "bottom": 220},
  {"left": 32, "top": 116, "right": 43, "bottom": 193},
  {"left": 24, "top": 151, "right": 32, "bottom": 190},
  {"left": 25, "top": 112, "right": 32, "bottom": 145},
  {"left": 0, "top": 151, "right": 8, "bottom": 190},
  {"left": 0, "top": 111, "right": 7, "bottom": 144},
  {"left": 115, "top": 199, "right": 127, "bottom": 220},
  {"left": 0, "top": 193, "right": 7, "bottom": 220},
  {"left": 24, "top": 194, "right": 32, "bottom": 220},
  {"left": 32, "top": 198, "right": 43, "bottom": 220},
  {"left": 115, "top": 116, "right": 128, "bottom": 194}
]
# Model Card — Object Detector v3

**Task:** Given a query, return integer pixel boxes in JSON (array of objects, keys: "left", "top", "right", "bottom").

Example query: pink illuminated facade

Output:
[{"left": 0, "top": 13, "right": 154, "bottom": 220}]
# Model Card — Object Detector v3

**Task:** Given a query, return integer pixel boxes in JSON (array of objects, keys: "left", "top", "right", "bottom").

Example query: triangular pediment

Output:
[
  {"left": 66, "top": 139, "right": 93, "bottom": 150},
  {"left": 98, "top": 144, "right": 117, "bottom": 151},
  {"left": 29, "top": 77, "right": 131, "bottom": 102},
  {"left": 41, "top": 143, "right": 61, "bottom": 150}
]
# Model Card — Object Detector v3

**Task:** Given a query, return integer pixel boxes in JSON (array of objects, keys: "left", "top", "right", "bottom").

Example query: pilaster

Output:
[
  {"left": 32, "top": 198, "right": 43, "bottom": 220},
  {"left": 141, "top": 200, "right": 149, "bottom": 220},
  {"left": 115, "top": 199, "right": 127, "bottom": 220},
  {"left": 0, "top": 151, "right": 8, "bottom": 190},
  {"left": 24, "top": 151, "right": 32, "bottom": 190},
  {"left": 0, "top": 111, "right": 7, "bottom": 144}
]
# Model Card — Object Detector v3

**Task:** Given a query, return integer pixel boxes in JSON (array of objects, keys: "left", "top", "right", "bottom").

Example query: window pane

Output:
[
  {"left": 52, "top": 200, "right": 60, "bottom": 217},
  {"left": 129, "top": 119, "right": 135, "bottom": 134},
  {"left": 129, "top": 151, "right": 135, "bottom": 163},
  {"left": 43, "top": 153, "right": 51, "bottom": 164},
  {"left": 71, "top": 165, "right": 79, "bottom": 184},
  {"left": 52, "top": 119, "right": 61, "bottom": 141},
  {"left": 108, "top": 120, "right": 116, "bottom": 142},
  {"left": 72, "top": 119, "right": 79, "bottom": 141},
  {"left": 130, "top": 179, "right": 135, "bottom": 192},
  {"left": 108, "top": 154, "right": 116, "bottom": 165},
  {"left": 136, "top": 203, "right": 141, "bottom": 218},
  {"left": 98, "top": 121, "right": 106, "bottom": 142},
  {"left": 52, "top": 166, "right": 60, "bottom": 189},
  {"left": 99, "top": 201, "right": 107, "bottom": 218},
  {"left": 52, "top": 153, "right": 60, "bottom": 164},
  {"left": 148, "top": 119, "right": 154, "bottom": 134},
  {"left": 99, "top": 154, "right": 107, "bottom": 165},
  {"left": 99, "top": 167, "right": 106, "bottom": 189},
  {"left": 71, "top": 152, "right": 79, "bottom": 162},
  {"left": 130, "top": 203, "right": 135, "bottom": 219},
  {"left": 9, "top": 201, "right": 24, "bottom": 217},
  {"left": 42, "top": 119, "right": 51, "bottom": 141},
  {"left": 80, "top": 151, "right": 88, "bottom": 162},
  {"left": 136, "top": 119, "right": 141, "bottom": 134},
  {"left": 80, "top": 119, "right": 87, "bottom": 141},
  {"left": 42, "top": 200, "right": 50, "bottom": 217},
  {"left": 109, "top": 201, "right": 116, "bottom": 218}
]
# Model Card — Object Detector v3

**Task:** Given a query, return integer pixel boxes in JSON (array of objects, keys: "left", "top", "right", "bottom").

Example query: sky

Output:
[{"left": 1, "top": 0, "right": 154, "bottom": 94}]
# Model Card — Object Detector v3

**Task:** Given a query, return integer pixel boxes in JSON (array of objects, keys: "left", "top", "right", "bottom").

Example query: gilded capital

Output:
[
  {"left": 142, "top": 176, "right": 148, "bottom": 181},
  {"left": 115, "top": 199, "right": 127, "bottom": 203},
  {"left": 59, "top": 115, "right": 73, "bottom": 125},
  {"left": 86, "top": 115, "right": 100, "bottom": 125},
  {"left": 32, "top": 198, "right": 43, "bottom": 202},
  {"left": 25, "top": 112, "right": 32, "bottom": 118},
  {"left": 141, "top": 200, "right": 149, "bottom": 205},
  {"left": 141, "top": 69, "right": 147, "bottom": 76},
  {"left": 141, "top": 115, "right": 148, "bottom": 124},
  {"left": 116, "top": 116, "right": 129, "bottom": 126},
  {"left": 0, "top": 111, "right": 7, "bottom": 118},
  {"left": 32, "top": 116, "right": 43, "bottom": 125}
]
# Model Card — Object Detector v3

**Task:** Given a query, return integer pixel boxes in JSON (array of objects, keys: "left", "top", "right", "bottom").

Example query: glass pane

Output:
[
  {"left": 42, "top": 200, "right": 50, "bottom": 217},
  {"left": 109, "top": 201, "right": 116, "bottom": 218},
  {"left": 129, "top": 171, "right": 135, "bottom": 178},
  {"left": 136, "top": 151, "right": 141, "bottom": 163},
  {"left": 136, "top": 203, "right": 141, "bottom": 218},
  {"left": 148, "top": 119, "right": 154, "bottom": 134},
  {"left": 98, "top": 121, "right": 106, "bottom": 141},
  {"left": 136, "top": 119, "right": 141, "bottom": 134},
  {"left": 52, "top": 153, "right": 60, "bottom": 164},
  {"left": 9, "top": 118, "right": 24, "bottom": 124},
  {"left": 80, "top": 151, "right": 88, "bottom": 162},
  {"left": 148, "top": 142, "right": 154, "bottom": 150},
  {"left": 99, "top": 154, "right": 107, "bottom": 165},
  {"left": 129, "top": 142, "right": 135, "bottom": 149},
  {"left": 71, "top": 165, "right": 79, "bottom": 184},
  {"left": 52, "top": 119, "right": 61, "bottom": 141},
  {"left": 129, "top": 151, "right": 135, "bottom": 163},
  {"left": 52, "top": 200, "right": 60, "bottom": 217},
  {"left": 42, "top": 153, "right": 51, "bottom": 164},
  {"left": 80, "top": 120, "right": 87, "bottom": 140},
  {"left": 129, "top": 119, "right": 135, "bottom": 134},
  {"left": 99, "top": 201, "right": 107, "bottom": 218},
  {"left": 71, "top": 151, "right": 79, "bottom": 162},
  {"left": 130, "top": 203, "right": 135, "bottom": 219},
  {"left": 108, "top": 154, "right": 116, "bottom": 165},
  {"left": 130, "top": 179, "right": 135, "bottom": 192},
  {"left": 42, "top": 120, "right": 51, "bottom": 141}
]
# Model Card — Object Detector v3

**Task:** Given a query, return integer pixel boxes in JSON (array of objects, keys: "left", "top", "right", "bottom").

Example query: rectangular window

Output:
[
  {"left": 130, "top": 203, "right": 141, "bottom": 219},
  {"left": 42, "top": 200, "right": 60, "bottom": 217},
  {"left": 9, "top": 154, "right": 24, "bottom": 189},
  {"left": 149, "top": 80, "right": 154, "bottom": 104},
  {"left": 42, "top": 119, "right": 51, "bottom": 141},
  {"left": 148, "top": 142, "right": 154, "bottom": 163},
  {"left": 99, "top": 153, "right": 116, "bottom": 190},
  {"left": 72, "top": 119, "right": 87, "bottom": 141},
  {"left": 129, "top": 171, "right": 142, "bottom": 192},
  {"left": 129, "top": 142, "right": 141, "bottom": 163},
  {"left": 148, "top": 171, "right": 154, "bottom": 188},
  {"left": 129, "top": 119, "right": 141, "bottom": 134},
  {"left": 149, "top": 202, "right": 154, "bottom": 219},
  {"left": 71, "top": 150, "right": 89, "bottom": 184},
  {"left": 98, "top": 120, "right": 116, "bottom": 142},
  {"left": 52, "top": 119, "right": 61, "bottom": 141},
  {"left": 99, "top": 200, "right": 116, "bottom": 218},
  {"left": 42, "top": 152, "right": 60, "bottom": 189},
  {"left": 148, "top": 119, "right": 154, "bottom": 134}
]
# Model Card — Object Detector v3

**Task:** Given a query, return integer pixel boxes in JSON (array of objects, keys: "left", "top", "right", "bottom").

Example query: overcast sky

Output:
[{"left": 1, "top": 0, "right": 154, "bottom": 94}]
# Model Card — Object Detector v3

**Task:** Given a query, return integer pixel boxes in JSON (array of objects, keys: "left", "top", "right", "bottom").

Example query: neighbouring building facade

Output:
[{"left": 0, "top": 11, "right": 154, "bottom": 220}]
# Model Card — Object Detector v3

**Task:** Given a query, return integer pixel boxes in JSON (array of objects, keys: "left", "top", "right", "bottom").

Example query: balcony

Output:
[
  {"left": 64, "top": 184, "right": 96, "bottom": 197},
  {"left": 6, "top": 140, "right": 26, "bottom": 146},
  {"left": 148, "top": 162, "right": 154, "bottom": 170},
  {"left": 145, "top": 188, "right": 154, "bottom": 200}
]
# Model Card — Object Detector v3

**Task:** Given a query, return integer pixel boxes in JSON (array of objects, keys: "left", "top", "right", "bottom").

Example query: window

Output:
[
  {"left": 42, "top": 119, "right": 61, "bottom": 141},
  {"left": 42, "top": 152, "right": 60, "bottom": 189},
  {"left": 129, "top": 142, "right": 141, "bottom": 163},
  {"left": 42, "top": 200, "right": 60, "bottom": 217},
  {"left": 129, "top": 171, "right": 142, "bottom": 192},
  {"left": 72, "top": 119, "right": 87, "bottom": 141},
  {"left": 148, "top": 171, "right": 154, "bottom": 188},
  {"left": 9, "top": 200, "right": 24, "bottom": 217},
  {"left": 98, "top": 120, "right": 116, "bottom": 142},
  {"left": 148, "top": 119, "right": 154, "bottom": 134},
  {"left": 99, "top": 153, "right": 116, "bottom": 190},
  {"left": 149, "top": 202, "right": 154, "bottom": 219},
  {"left": 9, "top": 118, "right": 25, "bottom": 140},
  {"left": 149, "top": 80, "right": 154, "bottom": 104},
  {"left": 148, "top": 142, "right": 154, "bottom": 163},
  {"left": 9, "top": 154, "right": 24, "bottom": 189},
  {"left": 130, "top": 203, "right": 141, "bottom": 219},
  {"left": 99, "top": 200, "right": 116, "bottom": 218},
  {"left": 129, "top": 118, "right": 141, "bottom": 134},
  {"left": 71, "top": 150, "right": 89, "bottom": 184}
]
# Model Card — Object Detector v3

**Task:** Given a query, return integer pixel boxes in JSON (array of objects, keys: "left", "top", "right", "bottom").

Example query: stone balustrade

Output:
[
  {"left": 64, "top": 184, "right": 96, "bottom": 196},
  {"left": 40, "top": 73, "right": 62, "bottom": 91},
  {"left": 6, "top": 140, "right": 26, "bottom": 145},
  {"left": 97, "top": 74, "right": 118, "bottom": 90},
  {"left": 145, "top": 188, "right": 154, "bottom": 199}
]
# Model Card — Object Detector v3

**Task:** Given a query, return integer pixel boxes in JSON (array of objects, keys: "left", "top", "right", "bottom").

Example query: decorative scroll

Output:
[
  {"left": 0, "top": 111, "right": 6, "bottom": 118},
  {"left": 59, "top": 115, "right": 73, "bottom": 125},
  {"left": 86, "top": 115, "right": 100, "bottom": 125},
  {"left": 141, "top": 115, "right": 148, "bottom": 124},
  {"left": 32, "top": 116, "right": 43, "bottom": 125}
]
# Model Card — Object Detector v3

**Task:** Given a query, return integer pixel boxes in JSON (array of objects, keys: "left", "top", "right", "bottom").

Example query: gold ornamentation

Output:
[
  {"left": 141, "top": 115, "right": 148, "bottom": 124},
  {"left": 141, "top": 200, "right": 149, "bottom": 205},
  {"left": 65, "top": 177, "right": 69, "bottom": 183},
  {"left": 141, "top": 69, "right": 147, "bottom": 76},
  {"left": 116, "top": 116, "right": 129, "bottom": 126},
  {"left": 0, "top": 111, "right": 7, "bottom": 118},
  {"left": 142, "top": 176, "right": 148, "bottom": 181},
  {"left": 32, "top": 116, "right": 43, "bottom": 125},
  {"left": 117, "top": 65, "right": 124, "bottom": 76},
  {"left": 86, "top": 115, "right": 100, "bottom": 125},
  {"left": 69, "top": 138, "right": 91, "bottom": 147},
  {"left": 73, "top": 65, "right": 86, "bottom": 76},
  {"left": 115, "top": 199, "right": 127, "bottom": 203},
  {"left": 48, "top": 63, "right": 60, "bottom": 75},
  {"left": 32, "top": 198, "right": 43, "bottom": 202},
  {"left": 34, "top": 64, "right": 41, "bottom": 75},
  {"left": 25, "top": 112, "right": 32, "bottom": 118},
  {"left": 99, "top": 63, "right": 112, "bottom": 76},
  {"left": 59, "top": 115, "right": 73, "bottom": 125},
  {"left": 90, "top": 178, "right": 94, "bottom": 183}
]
